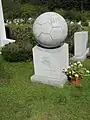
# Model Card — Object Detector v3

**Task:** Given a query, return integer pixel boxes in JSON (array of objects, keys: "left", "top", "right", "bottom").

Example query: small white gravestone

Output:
[
  {"left": 31, "top": 12, "right": 69, "bottom": 87},
  {"left": 72, "top": 31, "right": 89, "bottom": 61},
  {"left": 0, "top": 0, "right": 15, "bottom": 47}
]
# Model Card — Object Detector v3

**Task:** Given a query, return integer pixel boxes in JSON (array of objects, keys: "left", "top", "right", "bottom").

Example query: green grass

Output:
[
  {"left": 0, "top": 58, "right": 90, "bottom": 120},
  {"left": 0, "top": 27, "right": 90, "bottom": 120}
]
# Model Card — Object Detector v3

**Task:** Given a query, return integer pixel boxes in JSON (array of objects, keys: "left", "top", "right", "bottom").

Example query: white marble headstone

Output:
[
  {"left": 33, "top": 12, "right": 68, "bottom": 48},
  {"left": 0, "top": 0, "right": 15, "bottom": 47},
  {"left": 72, "top": 31, "right": 89, "bottom": 61},
  {"left": 31, "top": 43, "right": 69, "bottom": 87}
]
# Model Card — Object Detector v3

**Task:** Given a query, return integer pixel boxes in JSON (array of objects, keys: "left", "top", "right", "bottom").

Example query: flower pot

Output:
[{"left": 72, "top": 77, "right": 80, "bottom": 85}]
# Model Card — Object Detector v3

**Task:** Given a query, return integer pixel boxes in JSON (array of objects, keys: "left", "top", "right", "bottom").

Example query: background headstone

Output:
[
  {"left": 0, "top": 0, "right": 6, "bottom": 44},
  {"left": 72, "top": 31, "right": 89, "bottom": 61},
  {"left": 0, "top": 0, "right": 15, "bottom": 47}
]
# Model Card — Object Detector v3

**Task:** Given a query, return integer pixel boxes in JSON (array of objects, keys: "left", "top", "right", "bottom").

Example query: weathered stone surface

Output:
[{"left": 31, "top": 43, "right": 69, "bottom": 87}]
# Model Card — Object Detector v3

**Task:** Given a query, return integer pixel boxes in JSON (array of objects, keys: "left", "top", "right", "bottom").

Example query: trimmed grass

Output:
[
  {"left": 0, "top": 27, "right": 90, "bottom": 120},
  {"left": 0, "top": 56, "right": 90, "bottom": 120}
]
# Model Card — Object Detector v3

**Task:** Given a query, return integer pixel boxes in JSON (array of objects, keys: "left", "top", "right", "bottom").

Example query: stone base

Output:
[
  {"left": 71, "top": 48, "right": 89, "bottom": 61},
  {"left": 31, "top": 75, "right": 67, "bottom": 87}
]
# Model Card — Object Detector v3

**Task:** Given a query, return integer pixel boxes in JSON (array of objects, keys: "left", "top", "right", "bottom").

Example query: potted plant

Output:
[{"left": 63, "top": 61, "right": 90, "bottom": 85}]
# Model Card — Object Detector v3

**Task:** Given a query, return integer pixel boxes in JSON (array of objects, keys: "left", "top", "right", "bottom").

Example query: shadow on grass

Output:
[
  {"left": 0, "top": 56, "right": 11, "bottom": 85},
  {"left": 0, "top": 65, "right": 11, "bottom": 84}
]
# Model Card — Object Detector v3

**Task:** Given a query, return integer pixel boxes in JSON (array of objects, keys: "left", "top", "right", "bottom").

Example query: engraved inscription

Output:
[
  {"left": 41, "top": 57, "right": 51, "bottom": 68},
  {"left": 48, "top": 17, "right": 59, "bottom": 26}
]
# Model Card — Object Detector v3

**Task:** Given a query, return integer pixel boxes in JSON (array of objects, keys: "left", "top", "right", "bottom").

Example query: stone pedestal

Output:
[
  {"left": 72, "top": 31, "right": 89, "bottom": 61},
  {"left": 31, "top": 43, "right": 69, "bottom": 87}
]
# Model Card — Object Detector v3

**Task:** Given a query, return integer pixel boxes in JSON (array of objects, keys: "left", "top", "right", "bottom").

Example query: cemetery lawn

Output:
[
  {"left": 0, "top": 26, "right": 90, "bottom": 120},
  {"left": 0, "top": 55, "right": 90, "bottom": 120}
]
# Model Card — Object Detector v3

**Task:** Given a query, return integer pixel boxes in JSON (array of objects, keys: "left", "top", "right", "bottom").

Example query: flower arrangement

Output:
[{"left": 63, "top": 61, "right": 90, "bottom": 84}]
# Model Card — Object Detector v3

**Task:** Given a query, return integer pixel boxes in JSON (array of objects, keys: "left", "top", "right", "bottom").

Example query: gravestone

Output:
[
  {"left": 31, "top": 44, "right": 69, "bottom": 87},
  {"left": 31, "top": 12, "right": 69, "bottom": 87},
  {"left": 0, "top": 0, "right": 15, "bottom": 47},
  {"left": 72, "top": 31, "right": 89, "bottom": 61}
]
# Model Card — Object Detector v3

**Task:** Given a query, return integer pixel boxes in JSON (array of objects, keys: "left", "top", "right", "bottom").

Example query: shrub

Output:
[
  {"left": 2, "top": 42, "right": 33, "bottom": 62},
  {"left": 82, "top": 21, "right": 89, "bottom": 26},
  {"left": 20, "top": 4, "right": 48, "bottom": 19},
  {"left": 10, "top": 26, "right": 36, "bottom": 47},
  {"left": 3, "top": 1, "right": 22, "bottom": 20},
  {"left": 63, "top": 10, "right": 87, "bottom": 22},
  {"left": 5, "top": 26, "right": 12, "bottom": 39},
  {"left": 55, "top": 8, "right": 65, "bottom": 17},
  {"left": 64, "top": 10, "right": 76, "bottom": 21},
  {"left": 81, "top": 15, "right": 87, "bottom": 22},
  {"left": 83, "top": 11, "right": 90, "bottom": 20}
]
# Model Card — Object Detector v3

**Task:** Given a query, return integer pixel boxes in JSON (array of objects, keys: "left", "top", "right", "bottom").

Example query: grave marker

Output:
[{"left": 0, "top": 0, "right": 15, "bottom": 47}]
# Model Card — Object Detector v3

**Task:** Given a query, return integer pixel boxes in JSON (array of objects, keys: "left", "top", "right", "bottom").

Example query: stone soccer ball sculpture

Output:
[{"left": 33, "top": 12, "right": 68, "bottom": 48}]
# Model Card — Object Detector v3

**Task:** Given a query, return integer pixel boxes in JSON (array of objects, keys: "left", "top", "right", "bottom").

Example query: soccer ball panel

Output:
[
  {"left": 41, "top": 22, "right": 52, "bottom": 34},
  {"left": 50, "top": 16, "right": 65, "bottom": 27},
  {"left": 50, "top": 28, "right": 63, "bottom": 40},
  {"left": 33, "top": 23, "right": 42, "bottom": 37},
  {"left": 33, "top": 12, "right": 68, "bottom": 48},
  {"left": 38, "top": 33, "right": 52, "bottom": 47},
  {"left": 35, "top": 13, "right": 51, "bottom": 25}
]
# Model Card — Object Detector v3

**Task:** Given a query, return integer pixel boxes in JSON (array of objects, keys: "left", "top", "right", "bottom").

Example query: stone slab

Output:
[
  {"left": 31, "top": 75, "right": 67, "bottom": 87},
  {"left": 71, "top": 48, "right": 89, "bottom": 61},
  {"left": 72, "top": 31, "right": 89, "bottom": 61},
  {"left": 31, "top": 43, "right": 69, "bottom": 87},
  {"left": 0, "top": 0, "right": 15, "bottom": 46},
  {"left": 74, "top": 31, "right": 88, "bottom": 57}
]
